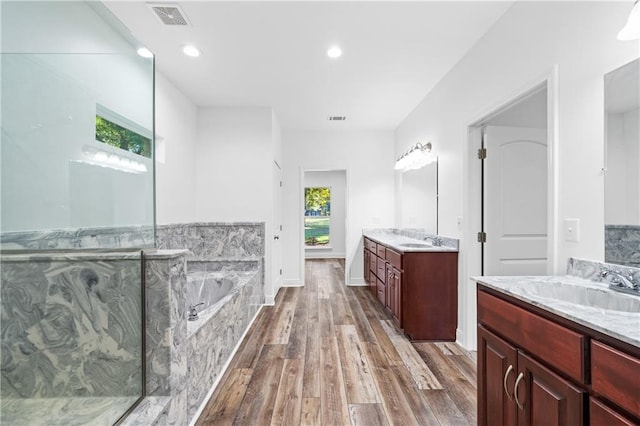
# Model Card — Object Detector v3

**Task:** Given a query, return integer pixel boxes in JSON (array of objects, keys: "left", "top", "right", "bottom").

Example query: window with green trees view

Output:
[
  {"left": 305, "top": 187, "right": 331, "bottom": 246},
  {"left": 96, "top": 115, "right": 152, "bottom": 158}
]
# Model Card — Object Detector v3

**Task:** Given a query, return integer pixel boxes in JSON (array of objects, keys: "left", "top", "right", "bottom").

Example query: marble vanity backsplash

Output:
[
  {"left": 567, "top": 257, "right": 640, "bottom": 284},
  {"left": 605, "top": 224, "right": 640, "bottom": 268},
  {"left": 363, "top": 228, "right": 459, "bottom": 250},
  {"left": 0, "top": 225, "right": 154, "bottom": 250}
]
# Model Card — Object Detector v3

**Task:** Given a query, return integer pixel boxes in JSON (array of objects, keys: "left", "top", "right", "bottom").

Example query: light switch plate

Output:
[{"left": 564, "top": 218, "right": 580, "bottom": 242}]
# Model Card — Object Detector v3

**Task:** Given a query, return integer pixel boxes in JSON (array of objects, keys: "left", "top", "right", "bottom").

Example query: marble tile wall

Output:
[
  {"left": 0, "top": 225, "right": 154, "bottom": 250},
  {"left": 186, "top": 270, "right": 262, "bottom": 420},
  {"left": 156, "top": 222, "right": 264, "bottom": 260},
  {"left": 0, "top": 252, "right": 144, "bottom": 400},
  {"left": 605, "top": 225, "right": 640, "bottom": 267}
]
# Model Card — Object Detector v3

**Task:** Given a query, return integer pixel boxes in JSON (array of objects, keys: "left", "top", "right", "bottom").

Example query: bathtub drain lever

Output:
[{"left": 188, "top": 302, "right": 205, "bottom": 321}]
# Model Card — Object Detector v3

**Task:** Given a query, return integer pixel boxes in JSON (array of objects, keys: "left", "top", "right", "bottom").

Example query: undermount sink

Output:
[
  {"left": 509, "top": 281, "right": 640, "bottom": 313},
  {"left": 399, "top": 242, "right": 432, "bottom": 248}
]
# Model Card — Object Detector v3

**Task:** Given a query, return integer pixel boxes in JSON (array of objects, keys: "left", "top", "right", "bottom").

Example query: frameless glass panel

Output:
[
  {"left": 0, "top": 52, "right": 155, "bottom": 249},
  {"left": 0, "top": 251, "right": 143, "bottom": 425},
  {"left": 399, "top": 160, "right": 438, "bottom": 234}
]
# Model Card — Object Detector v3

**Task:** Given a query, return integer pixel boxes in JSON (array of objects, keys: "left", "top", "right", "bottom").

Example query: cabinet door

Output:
[
  {"left": 385, "top": 263, "right": 393, "bottom": 311},
  {"left": 363, "top": 248, "right": 370, "bottom": 285},
  {"left": 590, "top": 397, "right": 638, "bottom": 426},
  {"left": 478, "top": 325, "right": 518, "bottom": 426},
  {"left": 391, "top": 267, "right": 402, "bottom": 326},
  {"left": 517, "top": 352, "right": 584, "bottom": 426}
]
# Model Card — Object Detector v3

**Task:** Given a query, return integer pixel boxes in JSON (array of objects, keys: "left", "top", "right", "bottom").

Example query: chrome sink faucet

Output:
[
  {"left": 423, "top": 236, "right": 443, "bottom": 246},
  {"left": 600, "top": 268, "right": 639, "bottom": 295}
]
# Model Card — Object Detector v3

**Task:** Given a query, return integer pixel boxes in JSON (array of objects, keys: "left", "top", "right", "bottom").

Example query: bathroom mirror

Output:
[
  {"left": 399, "top": 159, "right": 438, "bottom": 234},
  {"left": 604, "top": 58, "right": 640, "bottom": 267}
]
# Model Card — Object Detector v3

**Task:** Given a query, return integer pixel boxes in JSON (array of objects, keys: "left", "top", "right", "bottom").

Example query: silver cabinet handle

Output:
[
  {"left": 514, "top": 372, "right": 525, "bottom": 410},
  {"left": 503, "top": 364, "right": 514, "bottom": 401}
]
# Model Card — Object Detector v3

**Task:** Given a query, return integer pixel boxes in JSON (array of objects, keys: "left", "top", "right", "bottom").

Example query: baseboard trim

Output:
[
  {"left": 348, "top": 278, "right": 367, "bottom": 286},
  {"left": 189, "top": 304, "right": 264, "bottom": 425},
  {"left": 282, "top": 278, "right": 302, "bottom": 287}
]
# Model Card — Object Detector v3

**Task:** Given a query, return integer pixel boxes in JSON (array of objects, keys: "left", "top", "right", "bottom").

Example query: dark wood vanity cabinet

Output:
[
  {"left": 363, "top": 236, "right": 457, "bottom": 340},
  {"left": 478, "top": 286, "right": 640, "bottom": 426}
]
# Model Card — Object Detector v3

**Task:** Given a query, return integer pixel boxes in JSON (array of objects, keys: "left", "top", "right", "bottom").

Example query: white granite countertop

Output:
[
  {"left": 363, "top": 229, "right": 458, "bottom": 253},
  {"left": 475, "top": 275, "right": 640, "bottom": 349}
]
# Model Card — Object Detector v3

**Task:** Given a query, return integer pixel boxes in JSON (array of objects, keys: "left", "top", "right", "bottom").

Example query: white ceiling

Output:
[{"left": 104, "top": 1, "right": 513, "bottom": 131}]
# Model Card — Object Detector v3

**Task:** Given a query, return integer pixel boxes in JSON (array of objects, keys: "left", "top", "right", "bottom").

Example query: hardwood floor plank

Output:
[
  {"left": 348, "top": 403, "right": 389, "bottom": 426},
  {"left": 271, "top": 358, "right": 303, "bottom": 426},
  {"left": 379, "top": 320, "right": 441, "bottom": 389},
  {"left": 363, "top": 342, "right": 420, "bottom": 426},
  {"left": 195, "top": 259, "right": 477, "bottom": 426},
  {"left": 336, "top": 325, "right": 380, "bottom": 404},
  {"left": 320, "top": 336, "right": 350, "bottom": 426},
  {"left": 233, "top": 344, "right": 286, "bottom": 425},
  {"left": 300, "top": 398, "right": 320, "bottom": 426},
  {"left": 196, "top": 368, "right": 253, "bottom": 426}
]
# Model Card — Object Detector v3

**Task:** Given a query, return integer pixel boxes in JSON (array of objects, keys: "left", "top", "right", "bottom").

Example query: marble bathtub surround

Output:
[
  {"left": 0, "top": 251, "right": 144, "bottom": 425},
  {"left": 156, "top": 222, "right": 265, "bottom": 260},
  {"left": 363, "top": 228, "right": 459, "bottom": 252},
  {"left": 0, "top": 225, "right": 154, "bottom": 250},
  {"left": 604, "top": 225, "right": 640, "bottom": 268},
  {"left": 475, "top": 257, "right": 640, "bottom": 349}
]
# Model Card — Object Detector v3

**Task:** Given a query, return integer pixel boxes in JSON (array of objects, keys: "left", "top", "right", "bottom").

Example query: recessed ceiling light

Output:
[
  {"left": 137, "top": 47, "right": 153, "bottom": 58},
  {"left": 182, "top": 44, "right": 200, "bottom": 57},
  {"left": 327, "top": 45, "right": 342, "bottom": 59}
]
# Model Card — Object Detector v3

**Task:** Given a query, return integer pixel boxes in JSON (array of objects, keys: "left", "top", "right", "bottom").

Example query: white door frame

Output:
[
  {"left": 299, "top": 168, "right": 350, "bottom": 287},
  {"left": 460, "top": 66, "right": 559, "bottom": 349}
]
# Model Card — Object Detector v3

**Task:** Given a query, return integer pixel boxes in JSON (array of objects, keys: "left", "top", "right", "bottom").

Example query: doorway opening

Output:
[{"left": 301, "top": 169, "right": 348, "bottom": 285}]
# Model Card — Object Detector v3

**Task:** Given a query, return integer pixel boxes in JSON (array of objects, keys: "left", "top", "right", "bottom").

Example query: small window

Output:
[
  {"left": 304, "top": 187, "right": 331, "bottom": 246},
  {"left": 95, "top": 105, "right": 152, "bottom": 158}
]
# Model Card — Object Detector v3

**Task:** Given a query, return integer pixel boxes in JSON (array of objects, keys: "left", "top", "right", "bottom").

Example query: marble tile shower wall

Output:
[
  {"left": 156, "top": 222, "right": 264, "bottom": 260},
  {"left": 0, "top": 253, "right": 143, "bottom": 399},
  {"left": 0, "top": 225, "right": 154, "bottom": 250},
  {"left": 605, "top": 225, "right": 640, "bottom": 267}
]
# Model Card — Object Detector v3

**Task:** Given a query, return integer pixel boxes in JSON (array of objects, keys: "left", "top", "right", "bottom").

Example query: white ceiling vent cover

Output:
[
  {"left": 328, "top": 116, "right": 347, "bottom": 121},
  {"left": 148, "top": 3, "right": 190, "bottom": 26}
]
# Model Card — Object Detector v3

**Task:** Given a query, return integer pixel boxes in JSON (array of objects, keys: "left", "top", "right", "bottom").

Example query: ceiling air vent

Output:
[
  {"left": 328, "top": 116, "right": 347, "bottom": 121},
  {"left": 148, "top": 3, "right": 190, "bottom": 26}
]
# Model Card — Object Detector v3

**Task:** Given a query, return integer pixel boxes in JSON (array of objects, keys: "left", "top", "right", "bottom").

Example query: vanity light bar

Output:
[{"left": 395, "top": 142, "right": 434, "bottom": 171}]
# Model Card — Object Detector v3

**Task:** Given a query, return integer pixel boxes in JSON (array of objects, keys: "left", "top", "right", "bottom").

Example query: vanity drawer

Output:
[
  {"left": 376, "top": 244, "right": 386, "bottom": 258},
  {"left": 376, "top": 278, "right": 386, "bottom": 304},
  {"left": 590, "top": 398, "right": 637, "bottom": 426},
  {"left": 376, "top": 257, "right": 386, "bottom": 279},
  {"left": 591, "top": 340, "right": 640, "bottom": 419},
  {"left": 477, "top": 290, "right": 586, "bottom": 383},
  {"left": 365, "top": 238, "right": 377, "bottom": 253},
  {"left": 386, "top": 248, "right": 401, "bottom": 269}
]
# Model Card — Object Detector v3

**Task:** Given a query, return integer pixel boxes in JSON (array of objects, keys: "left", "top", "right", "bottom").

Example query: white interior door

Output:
[
  {"left": 484, "top": 126, "right": 547, "bottom": 275},
  {"left": 272, "top": 161, "right": 283, "bottom": 290}
]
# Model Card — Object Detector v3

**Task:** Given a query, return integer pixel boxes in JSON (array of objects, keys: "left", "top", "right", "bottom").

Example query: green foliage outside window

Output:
[
  {"left": 96, "top": 116, "right": 151, "bottom": 158},
  {"left": 305, "top": 187, "right": 331, "bottom": 246}
]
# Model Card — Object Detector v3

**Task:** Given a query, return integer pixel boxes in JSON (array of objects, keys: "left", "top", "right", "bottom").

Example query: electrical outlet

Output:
[{"left": 564, "top": 218, "right": 580, "bottom": 242}]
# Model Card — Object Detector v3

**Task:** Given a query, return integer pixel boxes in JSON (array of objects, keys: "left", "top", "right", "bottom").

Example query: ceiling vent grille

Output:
[
  {"left": 148, "top": 3, "right": 190, "bottom": 26},
  {"left": 328, "top": 116, "right": 347, "bottom": 121}
]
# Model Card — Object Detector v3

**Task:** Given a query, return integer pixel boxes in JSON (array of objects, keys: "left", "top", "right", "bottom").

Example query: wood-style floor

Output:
[{"left": 196, "top": 259, "right": 477, "bottom": 426}]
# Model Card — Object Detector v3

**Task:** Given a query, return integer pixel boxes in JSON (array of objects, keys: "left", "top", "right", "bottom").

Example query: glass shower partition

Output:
[{"left": 0, "top": 4, "right": 155, "bottom": 423}]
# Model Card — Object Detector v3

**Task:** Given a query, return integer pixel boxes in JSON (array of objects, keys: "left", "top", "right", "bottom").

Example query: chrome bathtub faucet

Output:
[
  {"left": 600, "top": 268, "right": 639, "bottom": 295},
  {"left": 188, "top": 302, "right": 205, "bottom": 321}
]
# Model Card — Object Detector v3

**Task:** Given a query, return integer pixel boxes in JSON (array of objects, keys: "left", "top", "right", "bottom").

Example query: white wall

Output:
[
  {"left": 282, "top": 130, "right": 395, "bottom": 286},
  {"left": 304, "top": 170, "right": 347, "bottom": 259},
  {"left": 195, "top": 107, "right": 279, "bottom": 300},
  {"left": 394, "top": 1, "right": 638, "bottom": 349},
  {"left": 155, "top": 72, "right": 198, "bottom": 225}
]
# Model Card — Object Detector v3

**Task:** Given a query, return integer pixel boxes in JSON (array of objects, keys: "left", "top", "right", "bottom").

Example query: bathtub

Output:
[{"left": 185, "top": 266, "right": 262, "bottom": 420}]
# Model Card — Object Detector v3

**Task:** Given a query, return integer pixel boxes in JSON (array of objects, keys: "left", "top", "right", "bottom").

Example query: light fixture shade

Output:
[
  {"left": 394, "top": 142, "right": 435, "bottom": 171},
  {"left": 618, "top": 0, "right": 640, "bottom": 40}
]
